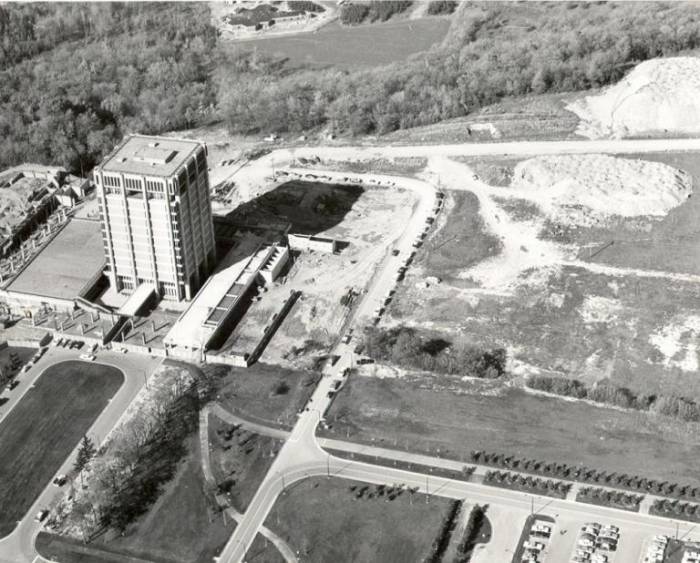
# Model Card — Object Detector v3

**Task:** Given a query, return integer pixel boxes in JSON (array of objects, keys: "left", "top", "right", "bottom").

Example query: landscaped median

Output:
[
  {"left": 576, "top": 487, "right": 644, "bottom": 512},
  {"left": 484, "top": 470, "right": 571, "bottom": 499},
  {"left": 650, "top": 498, "right": 700, "bottom": 523}
]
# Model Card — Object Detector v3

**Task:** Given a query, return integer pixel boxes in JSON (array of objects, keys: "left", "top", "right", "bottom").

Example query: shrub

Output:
[{"left": 427, "top": 1, "right": 457, "bottom": 15}]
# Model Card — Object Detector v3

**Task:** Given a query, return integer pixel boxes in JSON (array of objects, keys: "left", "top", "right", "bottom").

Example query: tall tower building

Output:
[{"left": 94, "top": 135, "right": 216, "bottom": 301}]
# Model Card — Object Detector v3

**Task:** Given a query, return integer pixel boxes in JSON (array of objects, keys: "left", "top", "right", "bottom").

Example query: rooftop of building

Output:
[{"left": 98, "top": 135, "right": 204, "bottom": 178}]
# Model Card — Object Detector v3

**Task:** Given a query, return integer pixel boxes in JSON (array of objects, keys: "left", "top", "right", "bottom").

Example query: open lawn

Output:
[
  {"left": 209, "top": 414, "right": 283, "bottom": 512},
  {"left": 37, "top": 436, "right": 234, "bottom": 563},
  {"left": 322, "top": 376, "right": 700, "bottom": 488},
  {"left": 233, "top": 18, "right": 451, "bottom": 69},
  {"left": 257, "top": 477, "right": 452, "bottom": 563},
  {"left": 0, "top": 360, "right": 123, "bottom": 538},
  {"left": 207, "top": 362, "right": 319, "bottom": 429}
]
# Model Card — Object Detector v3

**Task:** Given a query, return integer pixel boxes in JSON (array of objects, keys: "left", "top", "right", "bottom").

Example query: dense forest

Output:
[
  {"left": 221, "top": 1, "right": 700, "bottom": 136},
  {"left": 0, "top": 3, "right": 216, "bottom": 173},
  {"left": 2, "top": 2, "right": 700, "bottom": 174}
]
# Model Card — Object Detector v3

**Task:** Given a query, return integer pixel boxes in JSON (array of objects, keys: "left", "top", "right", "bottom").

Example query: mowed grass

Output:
[
  {"left": 324, "top": 376, "right": 700, "bottom": 488},
  {"left": 208, "top": 363, "right": 319, "bottom": 429},
  {"left": 233, "top": 18, "right": 450, "bottom": 69},
  {"left": 37, "top": 436, "right": 234, "bottom": 563},
  {"left": 259, "top": 477, "right": 451, "bottom": 563},
  {"left": 0, "top": 360, "right": 123, "bottom": 538}
]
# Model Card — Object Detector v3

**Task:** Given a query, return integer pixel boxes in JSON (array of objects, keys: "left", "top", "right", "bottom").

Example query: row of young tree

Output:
[
  {"left": 363, "top": 326, "right": 506, "bottom": 379},
  {"left": 577, "top": 487, "right": 644, "bottom": 512},
  {"left": 484, "top": 470, "right": 571, "bottom": 499},
  {"left": 219, "top": 2, "right": 700, "bottom": 136},
  {"left": 526, "top": 374, "right": 700, "bottom": 423},
  {"left": 471, "top": 450, "right": 700, "bottom": 503},
  {"left": 426, "top": 499, "right": 463, "bottom": 563},
  {"left": 651, "top": 499, "right": 700, "bottom": 523}
]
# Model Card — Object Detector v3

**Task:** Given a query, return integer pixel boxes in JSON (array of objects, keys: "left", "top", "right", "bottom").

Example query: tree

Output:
[{"left": 74, "top": 435, "right": 97, "bottom": 474}]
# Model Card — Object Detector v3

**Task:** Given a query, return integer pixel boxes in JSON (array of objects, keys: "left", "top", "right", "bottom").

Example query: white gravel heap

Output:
[
  {"left": 511, "top": 154, "right": 692, "bottom": 226},
  {"left": 567, "top": 57, "right": 700, "bottom": 139}
]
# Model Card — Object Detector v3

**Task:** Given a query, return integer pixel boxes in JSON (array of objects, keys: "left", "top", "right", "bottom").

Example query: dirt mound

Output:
[
  {"left": 510, "top": 154, "right": 692, "bottom": 226},
  {"left": 567, "top": 57, "right": 700, "bottom": 139}
]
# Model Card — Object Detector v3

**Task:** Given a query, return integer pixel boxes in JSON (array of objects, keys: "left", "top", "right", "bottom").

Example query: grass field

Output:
[
  {"left": 209, "top": 414, "right": 282, "bottom": 512},
  {"left": 37, "top": 436, "right": 234, "bottom": 563},
  {"left": 233, "top": 18, "right": 450, "bottom": 69},
  {"left": 257, "top": 477, "right": 452, "bottom": 563},
  {"left": 0, "top": 360, "right": 123, "bottom": 538},
  {"left": 323, "top": 376, "right": 700, "bottom": 488},
  {"left": 208, "top": 362, "right": 319, "bottom": 429}
]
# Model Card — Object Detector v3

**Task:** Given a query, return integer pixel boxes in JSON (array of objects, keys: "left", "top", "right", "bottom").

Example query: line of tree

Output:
[
  {"left": 220, "top": 2, "right": 700, "bottom": 137},
  {"left": 651, "top": 499, "right": 700, "bottom": 523},
  {"left": 471, "top": 450, "right": 700, "bottom": 503},
  {"left": 484, "top": 470, "right": 571, "bottom": 499},
  {"left": 456, "top": 504, "right": 489, "bottom": 563},
  {"left": 67, "top": 367, "right": 215, "bottom": 537},
  {"left": 577, "top": 487, "right": 643, "bottom": 512},
  {"left": 426, "top": 499, "right": 463, "bottom": 563},
  {"left": 363, "top": 326, "right": 506, "bottom": 379},
  {"left": 526, "top": 375, "right": 700, "bottom": 423}
]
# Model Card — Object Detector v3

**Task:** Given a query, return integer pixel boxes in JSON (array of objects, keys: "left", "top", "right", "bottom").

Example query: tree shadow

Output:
[{"left": 224, "top": 180, "right": 364, "bottom": 236}]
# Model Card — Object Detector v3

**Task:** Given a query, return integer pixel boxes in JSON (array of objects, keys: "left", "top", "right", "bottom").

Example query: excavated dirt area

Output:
[
  {"left": 388, "top": 152, "right": 700, "bottom": 399},
  {"left": 568, "top": 57, "right": 700, "bottom": 139}
]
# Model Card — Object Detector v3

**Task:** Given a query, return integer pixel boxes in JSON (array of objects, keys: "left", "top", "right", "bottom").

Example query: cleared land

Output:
[
  {"left": 225, "top": 179, "right": 417, "bottom": 369},
  {"left": 208, "top": 363, "right": 319, "bottom": 428},
  {"left": 233, "top": 18, "right": 451, "bottom": 69},
  {"left": 0, "top": 360, "right": 123, "bottom": 537},
  {"left": 258, "top": 477, "right": 452, "bottom": 562},
  {"left": 323, "top": 376, "right": 700, "bottom": 487},
  {"left": 37, "top": 436, "right": 234, "bottom": 563},
  {"left": 388, "top": 151, "right": 700, "bottom": 400},
  {"left": 6, "top": 218, "right": 104, "bottom": 299}
]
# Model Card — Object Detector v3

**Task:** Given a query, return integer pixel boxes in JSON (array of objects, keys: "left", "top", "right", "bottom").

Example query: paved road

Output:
[
  {"left": 219, "top": 137, "right": 700, "bottom": 563},
  {"left": 0, "top": 347, "right": 161, "bottom": 563}
]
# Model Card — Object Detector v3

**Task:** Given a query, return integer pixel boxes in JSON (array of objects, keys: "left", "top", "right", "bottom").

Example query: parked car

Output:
[
  {"left": 79, "top": 353, "right": 95, "bottom": 361},
  {"left": 34, "top": 510, "right": 49, "bottom": 522},
  {"left": 52, "top": 474, "right": 67, "bottom": 487}
]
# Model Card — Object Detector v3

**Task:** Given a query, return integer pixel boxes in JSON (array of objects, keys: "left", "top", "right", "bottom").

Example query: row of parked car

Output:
[
  {"left": 572, "top": 522, "right": 620, "bottom": 563},
  {"left": 521, "top": 520, "right": 553, "bottom": 562},
  {"left": 643, "top": 535, "right": 668, "bottom": 563}
]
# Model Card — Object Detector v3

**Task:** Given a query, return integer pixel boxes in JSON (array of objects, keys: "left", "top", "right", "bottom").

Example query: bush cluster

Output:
[
  {"left": 427, "top": 499, "right": 463, "bottom": 563},
  {"left": 651, "top": 499, "right": 700, "bottom": 523},
  {"left": 526, "top": 375, "right": 700, "bottom": 423},
  {"left": 577, "top": 487, "right": 643, "bottom": 511},
  {"left": 471, "top": 450, "right": 700, "bottom": 503},
  {"left": 427, "top": 1, "right": 457, "bottom": 16},
  {"left": 363, "top": 326, "right": 506, "bottom": 378},
  {"left": 340, "top": 1, "right": 413, "bottom": 25},
  {"left": 484, "top": 470, "right": 570, "bottom": 499}
]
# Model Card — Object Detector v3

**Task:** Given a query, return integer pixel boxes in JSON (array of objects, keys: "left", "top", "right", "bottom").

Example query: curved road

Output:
[{"left": 219, "top": 137, "right": 700, "bottom": 563}]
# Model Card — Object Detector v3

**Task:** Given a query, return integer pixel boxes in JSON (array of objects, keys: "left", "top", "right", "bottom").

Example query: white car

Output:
[
  {"left": 79, "top": 353, "right": 95, "bottom": 361},
  {"left": 34, "top": 509, "right": 49, "bottom": 522}
]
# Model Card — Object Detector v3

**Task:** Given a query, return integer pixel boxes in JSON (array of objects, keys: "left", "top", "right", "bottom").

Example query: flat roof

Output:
[
  {"left": 7, "top": 219, "right": 104, "bottom": 300},
  {"left": 99, "top": 135, "right": 203, "bottom": 178}
]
